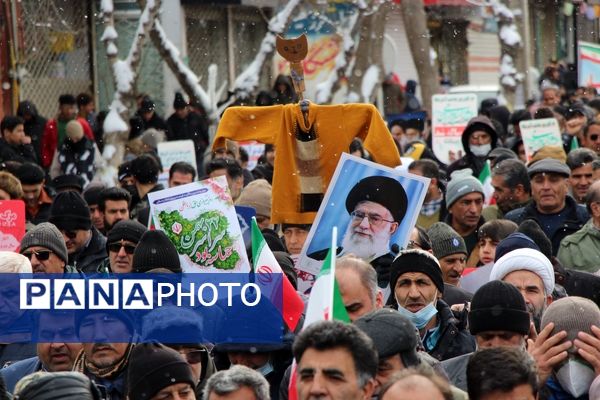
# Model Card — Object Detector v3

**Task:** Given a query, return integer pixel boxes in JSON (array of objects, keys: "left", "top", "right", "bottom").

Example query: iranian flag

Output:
[
  {"left": 479, "top": 160, "right": 494, "bottom": 205},
  {"left": 288, "top": 228, "right": 350, "bottom": 400},
  {"left": 252, "top": 218, "right": 304, "bottom": 332},
  {"left": 579, "top": 41, "right": 600, "bottom": 88}
]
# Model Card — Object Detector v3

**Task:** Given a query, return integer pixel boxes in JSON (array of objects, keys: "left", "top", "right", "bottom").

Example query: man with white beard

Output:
[{"left": 308, "top": 176, "right": 408, "bottom": 287}]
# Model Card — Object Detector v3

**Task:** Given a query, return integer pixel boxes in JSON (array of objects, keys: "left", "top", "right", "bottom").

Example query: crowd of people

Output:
[{"left": 1, "top": 70, "right": 600, "bottom": 399}]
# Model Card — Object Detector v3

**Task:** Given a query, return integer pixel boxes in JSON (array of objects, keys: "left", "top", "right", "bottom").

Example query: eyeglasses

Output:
[
  {"left": 590, "top": 134, "right": 600, "bottom": 141},
  {"left": 60, "top": 230, "right": 77, "bottom": 239},
  {"left": 180, "top": 349, "right": 206, "bottom": 364},
  {"left": 22, "top": 250, "right": 52, "bottom": 261},
  {"left": 107, "top": 242, "right": 136, "bottom": 255},
  {"left": 350, "top": 210, "right": 395, "bottom": 226}
]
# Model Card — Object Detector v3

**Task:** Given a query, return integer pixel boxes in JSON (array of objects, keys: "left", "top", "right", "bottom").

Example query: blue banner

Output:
[{"left": 0, "top": 273, "right": 284, "bottom": 344}]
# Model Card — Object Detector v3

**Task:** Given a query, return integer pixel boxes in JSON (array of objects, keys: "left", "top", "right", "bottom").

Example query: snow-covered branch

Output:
[
  {"left": 488, "top": 0, "right": 522, "bottom": 91},
  {"left": 232, "top": 0, "right": 303, "bottom": 99}
]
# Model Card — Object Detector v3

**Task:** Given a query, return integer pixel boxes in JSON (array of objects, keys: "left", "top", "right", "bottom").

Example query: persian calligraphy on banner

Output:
[
  {"left": 148, "top": 177, "right": 250, "bottom": 273},
  {"left": 157, "top": 140, "right": 198, "bottom": 188},
  {"left": 431, "top": 94, "right": 478, "bottom": 165},
  {"left": 520, "top": 118, "right": 562, "bottom": 162}
]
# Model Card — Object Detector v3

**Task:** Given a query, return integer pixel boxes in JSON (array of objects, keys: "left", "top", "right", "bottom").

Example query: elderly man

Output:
[
  {"left": 505, "top": 159, "right": 589, "bottom": 256},
  {"left": 204, "top": 365, "right": 270, "bottom": 400},
  {"left": 558, "top": 180, "right": 600, "bottom": 273},
  {"left": 388, "top": 249, "right": 475, "bottom": 361},
  {"left": 48, "top": 191, "right": 107, "bottom": 273},
  {"left": 19, "top": 222, "right": 76, "bottom": 273},
  {"left": 490, "top": 247, "right": 555, "bottom": 331},
  {"left": 309, "top": 176, "right": 407, "bottom": 287},
  {"left": 336, "top": 255, "right": 384, "bottom": 321},
  {"left": 293, "top": 320, "right": 377, "bottom": 400},
  {"left": 444, "top": 169, "right": 485, "bottom": 259},
  {"left": 441, "top": 280, "right": 531, "bottom": 391},
  {"left": 566, "top": 148, "right": 597, "bottom": 204},
  {"left": 484, "top": 159, "right": 531, "bottom": 221},
  {"left": 97, "top": 220, "right": 147, "bottom": 273}
]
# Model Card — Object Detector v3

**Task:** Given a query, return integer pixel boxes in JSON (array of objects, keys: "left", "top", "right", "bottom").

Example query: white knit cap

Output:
[
  {"left": 490, "top": 248, "right": 555, "bottom": 295},
  {"left": 0, "top": 251, "right": 32, "bottom": 273}
]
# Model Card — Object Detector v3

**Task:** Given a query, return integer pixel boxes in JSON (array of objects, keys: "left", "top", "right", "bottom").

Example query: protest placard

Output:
[
  {"left": 238, "top": 141, "right": 265, "bottom": 171},
  {"left": 0, "top": 200, "right": 25, "bottom": 252},
  {"left": 147, "top": 176, "right": 250, "bottom": 272},
  {"left": 431, "top": 93, "right": 478, "bottom": 165},
  {"left": 157, "top": 140, "right": 198, "bottom": 187},
  {"left": 295, "top": 153, "right": 429, "bottom": 294},
  {"left": 519, "top": 118, "right": 562, "bottom": 162}
]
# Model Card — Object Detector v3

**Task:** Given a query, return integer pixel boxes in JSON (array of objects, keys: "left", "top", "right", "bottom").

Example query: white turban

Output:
[
  {"left": 490, "top": 248, "right": 555, "bottom": 295},
  {"left": 0, "top": 251, "right": 32, "bottom": 273}
]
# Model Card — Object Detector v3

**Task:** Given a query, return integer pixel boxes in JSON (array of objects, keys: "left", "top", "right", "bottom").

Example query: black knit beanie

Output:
[
  {"left": 132, "top": 230, "right": 181, "bottom": 273},
  {"left": 49, "top": 191, "right": 92, "bottom": 231},
  {"left": 518, "top": 219, "right": 553, "bottom": 260},
  {"left": 83, "top": 183, "right": 106, "bottom": 207},
  {"left": 469, "top": 280, "right": 530, "bottom": 336},
  {"left": 389, "top": 249, "right": 444, "bottom": 294},
  {"left": 127, "top": 343, "right": 195, "bottom": 400},
  {"left": 13, "top": 371, "right": 101, "bottom": 400},
  {"left": 107, "top": 220, "right": 147, "bottom": 249}
]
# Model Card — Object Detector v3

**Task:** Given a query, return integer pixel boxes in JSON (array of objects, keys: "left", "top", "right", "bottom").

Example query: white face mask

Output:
[
  {"left": 469, "top": 143, "right": 492, "bottom": 157},
  {"left": 555, "top": 359, "right": 595, "bottom": 397}
]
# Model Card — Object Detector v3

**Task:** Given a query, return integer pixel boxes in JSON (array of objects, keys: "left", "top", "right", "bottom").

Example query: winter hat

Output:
[
  {"left": 20, "top": 222, "right": 68, "bottom": 264},
  {"left": 83, "top": 183, "right": 106, "bottom": 206},
  {"left": 127, "top": 343, "right": 195, "bottom": 400},
  {"left": 541, "top": 297, "right": 600, "bottom": 351},
  {"left": 235, "top": 179, "right": 272, "bottom": 217},
  {"left": 389, "top": 249, "right": 444, "bottom": 294},
  {"left": 49, "top": 191, "right": 92, "bottom": 231},
  {"left": 494, "top": 232, "right": 540, "bottom": 262},
  {"left": 140, "top": 96, "right": 155, "bottom": 113},
  {"left": 0, "top": 252, "right": 32, "bottom": 273},
  {"left": 527, "top": 158, "right": 570, "bottom": 178},
  {"left": 445, "top": 169, "right": 484, "bottom": 207},
  {"left": 14, "top": 162, "right": 45, "bottom": 184},
  {"left": 107, "top": 220, "right": 147, "bottom": 249},
  {"left": 518, "top": 219, "right": 553, "bottom": 261},
  {"left": 173, "top": 92, "right": 188, "bottom": 110},
  {"left": 468, "top": 280, "right": 530, "bottom": 336},
  {"left": 354, "top": 309, "right": 419, "bottom": 367},
  {"left": 491, "top": 248, "right": 555, "bottom": 295},
  {"left": 65, "top": 120, "right": 84, "bottom": 141},
  {"left": 528, "top": 145, "right": 567, "bottom": 165},
  {"left": 51, "top": 174, "right": 85, "bottom": 193},
  {"left": 132, "top": 230, "right": 181, "bottom": 273},
  {"left": 13, "top": 371, "right": 101, "bottom": 400},
  {"left": 427, "top": 222, "right": 467, "bottom": 260}
]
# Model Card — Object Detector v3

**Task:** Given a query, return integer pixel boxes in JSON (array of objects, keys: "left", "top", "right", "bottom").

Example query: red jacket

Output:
[{"left": 41, "top": 117, "right": 94, "bottom": 168}]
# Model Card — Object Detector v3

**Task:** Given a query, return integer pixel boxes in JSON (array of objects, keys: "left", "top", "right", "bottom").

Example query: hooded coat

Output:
[
  {"left": 447, "top": 116, "right": 498, "bottom": 177},
  {"left": 17, "top": 101, "right": 46, "bottom": 162}
]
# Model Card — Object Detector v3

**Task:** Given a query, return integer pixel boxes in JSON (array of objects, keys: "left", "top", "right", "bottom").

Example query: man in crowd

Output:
[
  {"left": 48, "top": 191, "right": 107, "bottom": 273},
  {"left": 444, "top": 169, "right": 485, "bottom": 258},
  {"left": 567, "top": 148, "right": 597, "bottom": 204},
  {"left": 558, "top": 180, "right": 600, "bottom": 273},
  {"left": 97, "top": 219, "right": 147, "bottom": 274},
  {"left": 0, "top": 116, "right": 37, "bottom": 164},
  {"left": 282, "top": 224, "right": 310, "bottom": 257},
  {"left": 293, "top": 320, "right": 377, "bottom": 400},
  {"left": 168, "top": 161, "right": 196, "bottom": 187},
  {"left": 447, "top": 116, "right": 498, "bottom": 177},
  {"left": 380, "top": 367, "right": 454, "bottom": 400},
  {"left": 19, "top": 222, "right": 76, "bottom": 273},
  {"left": 83, "top": 184, "right": 107, "bottom": 234},
  {"left": 204, "top": 365, "right": 270, "bottom": 400},
  {"left": 236, "top": 179, "right": 273, "bottom": 230},
  {"left": 540, "top": 83, "right": 561, "bottom": 108},
  {"left": 505, "top": 159, "right": 589, "bottom": 255},
  {"left": 388, "top": 249, "right": 475, "bottom": 361},
  {"left": 484, "top": 159, "right": 531, "bottom": 220},
  {"left": 467, "top": 347, "right": 537, "bottom": 400},
  {"left": 408, "top": 160, "right": 446, "bottom": 228},
  {"left": 15, "top": 162, "right": 53, "bottom": 225},
  {"left": 581, "top": 121, "right": 600, "bottom": 155},
  {"left": 130, "top": 153, "right": 163, "bottom": 223},
  {"left": 490, "top": 246, "right": 555, "bottom": 330},
  {"left": 336, "top": 255, "right": 384, "bottom": 321},
  {"left": 442, "top": 280, "right": 531, "bottom": 391},
  {"left": 427, "top": 223, "right": 468, "bottom": 286},
  {"left": 207, "top": 158, "right": 245, "bottom": 202},
  {"left": 98, "top": 187, "right": 131, "bottom": 233}
]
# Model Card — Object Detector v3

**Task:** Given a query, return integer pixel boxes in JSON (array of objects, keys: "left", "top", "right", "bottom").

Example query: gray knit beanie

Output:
[
  {"left": 541, "top": 296, "right": 600, "bottom": 353},
  {"left": 427, "top": 222, "right": 467, "bottom": 260},
  {"left": 445, "top": 168, "right": 484, "bottom": 207},
  {"left": 20, "top": 222, "right": 68, "bottom": 264}
]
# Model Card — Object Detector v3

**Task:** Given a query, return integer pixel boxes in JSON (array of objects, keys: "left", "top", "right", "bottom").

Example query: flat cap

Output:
[{"left": 527, "top": 158, "right": 570, "bottom": 178}]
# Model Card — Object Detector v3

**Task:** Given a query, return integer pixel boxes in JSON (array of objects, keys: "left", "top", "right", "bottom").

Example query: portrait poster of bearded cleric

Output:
[{"left": 296, "top": 153, "right": 429, "bottom": 294}]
